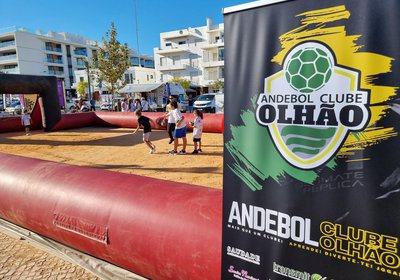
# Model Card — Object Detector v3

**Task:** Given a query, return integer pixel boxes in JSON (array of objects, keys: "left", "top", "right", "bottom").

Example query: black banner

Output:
[{"left": 222, "top": 0, "right": 400, "bottom": 279}]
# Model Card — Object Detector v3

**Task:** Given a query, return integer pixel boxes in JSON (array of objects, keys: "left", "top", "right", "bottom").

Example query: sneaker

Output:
[
  {"left": 152, "top": 145, "right": 156, "bottom": 153},
  {"left": 149, "top": 149, "right": 154, "bottom": 154},
  {"left": 169, "top": 150, "right": 178, "bottom": 155},
  {"left": 191, "top": 150, "right": 199, "bottom": 154},
  {"left": 179, "top": 150, "right": 186, "bottom": 155},
  {"left": 169, "top": 139, "right": 174, "bottom": 144},
  {"left": 198, "top": 149, "right": 203, "bottom": 153}
]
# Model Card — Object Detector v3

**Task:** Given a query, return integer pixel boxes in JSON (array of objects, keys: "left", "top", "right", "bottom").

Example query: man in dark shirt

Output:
[{"left": 133, "top": 109, "right": 156, "bottom": 154}]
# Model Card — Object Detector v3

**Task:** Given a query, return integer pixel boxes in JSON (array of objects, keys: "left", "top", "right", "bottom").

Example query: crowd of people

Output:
[{"left": 118, "top": 97, "right": 150, "bottom": 112}]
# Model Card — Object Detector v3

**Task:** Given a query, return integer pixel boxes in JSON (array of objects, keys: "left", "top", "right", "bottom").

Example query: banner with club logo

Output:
[{"left": 222, "top": 0, "right": 400, "bottom": 279}]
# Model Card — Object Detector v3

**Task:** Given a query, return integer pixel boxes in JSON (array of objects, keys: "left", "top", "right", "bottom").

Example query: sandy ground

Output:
[
  {"left": 0, "top": 232, "right": 99, "bottom": 280},
  {"left": 0, "top": 126, "right": 223, "bottom": 279},
  {"left": 0, "top": 126, "right": 224, "bottom": 189}
]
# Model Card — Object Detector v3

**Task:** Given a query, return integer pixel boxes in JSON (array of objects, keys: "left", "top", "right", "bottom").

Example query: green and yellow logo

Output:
[
  {"left": 256, "top": 41, "right": 370, "bottom": 169},
  {"left": 226, "top": 5, "right": 397, "bottom": 190}
]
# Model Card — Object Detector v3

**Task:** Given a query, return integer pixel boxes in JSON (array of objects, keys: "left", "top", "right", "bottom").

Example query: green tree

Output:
[
  {"left": 170, "top": 77, "right": 191, "bottom": 91},
  {"left": 209, "top": 79, "right": 224, "bottom": 92},
  {"left": 92, "top": 22, "right": 129, "bottom": 110},
  {"left": 76, "top": 81, "right": 88, "bottom": 97}
]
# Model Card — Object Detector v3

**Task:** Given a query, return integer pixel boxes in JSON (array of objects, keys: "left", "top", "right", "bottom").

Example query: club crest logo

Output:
[{"left": 256, "top": 41, "right": 370, "bottom": 169}]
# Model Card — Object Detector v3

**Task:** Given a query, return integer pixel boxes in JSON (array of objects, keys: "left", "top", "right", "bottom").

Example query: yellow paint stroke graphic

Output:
[{"left": 272, "top": 5, "right": 398, "bottom": 158}]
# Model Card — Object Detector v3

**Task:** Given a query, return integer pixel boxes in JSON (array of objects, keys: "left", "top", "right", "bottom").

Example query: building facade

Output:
[
  {"left": 0, "top": 26, "right": 155, "bottom": 94},
  {"left": 154, "top": 18, "right": 224, "bottom": 90},
  {"left": 74, "top": 64, "right": 156, "bottom": 94}
]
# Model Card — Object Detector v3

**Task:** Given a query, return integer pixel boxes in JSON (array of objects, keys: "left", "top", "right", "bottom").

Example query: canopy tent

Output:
[
  {"left": 119, "top": 83, "right": 166, "bottom": 111},
  {"left": 119, "top": 83, "right": 164, "bottom": 94}
]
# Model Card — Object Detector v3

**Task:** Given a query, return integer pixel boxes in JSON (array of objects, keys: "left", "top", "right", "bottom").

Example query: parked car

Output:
[
  {"left": 5, "top": 101, "right": 22, "bottom": 115},
  {"left": 100, "top": 102, "right": 113, "bottom": 111},
  {"left": 193, "top": 93, "right": 223, "bottom": 113},
  {"left": 66, "top": 99, "right": 78, "bottom": 111}
]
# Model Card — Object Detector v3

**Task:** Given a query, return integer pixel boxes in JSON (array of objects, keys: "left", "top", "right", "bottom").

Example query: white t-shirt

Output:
[
  {"left": 171, "top": 108, "right": 186, "bottom": 129},
  {"left": 21, "top": 114, "right": 31, "bottom": 126},
  {"left": 166, "top": 104, "right": 175, "bottom": 124},
  {"left": 193, "top": 116, "right": 203, "bottom": 138},
  {"left": 121, "top": 101, "right": 128, "bottom": 112}
]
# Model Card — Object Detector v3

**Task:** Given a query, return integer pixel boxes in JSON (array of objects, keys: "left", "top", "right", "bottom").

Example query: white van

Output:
[
  {"left": 193, "top": 93, "right": 224, "bottom": 113},
  {"left": 167, "top": 82, "right": 189, "bottom": 112}
]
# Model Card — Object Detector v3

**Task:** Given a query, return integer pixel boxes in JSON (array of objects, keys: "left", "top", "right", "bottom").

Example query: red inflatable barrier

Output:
[
  {"left": 0, "top": 101, "right": 42, "bottom": 133},
  {"left": 94, "top": 111, "right": 224, "bottom": 133},
  {"left": 51, "top": 111, "right": 97, "bottom": 131},
  {"left": 1, "top": 110, "right": 224, "bottom": 134},
  {"left": 0, "top": 153, "right": 222, "bottom": 280}
]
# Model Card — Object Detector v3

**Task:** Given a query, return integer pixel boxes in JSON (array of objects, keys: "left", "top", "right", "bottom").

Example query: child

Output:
[
  {"left": 168, "top": 100, "right": 187, "bottom": 155},
  {"left": 133, "top": 109, "right": 156, "bottom": 154},
  {"left": 21, "top": 109, "right": 31, "bottom": 136},
  {"left": 190, "top": 109, "right": 203, "bottom": 154}
]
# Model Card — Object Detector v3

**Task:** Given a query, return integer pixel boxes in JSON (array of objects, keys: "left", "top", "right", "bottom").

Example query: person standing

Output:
[
  {"left": 168, "top": 100, "right": 187, "bottom": 155},
  {"left": 133, "top": 109, "right": 156, "bottom": 154},
  {"left": 21, "top": 109, "right": 31, "bottom": 136},
  {"left": 121, "top": 98, "right": 129, "bottom": 112},
  {"left": 164, "top": 96, "right": 176, "bottom": 144},
  {"left": 188, "top": 94, "right": 194, "bottom": 113},
  {"left": 190, "top": 109, "right": 203, "bottom": 154},
  {"left": 90, "top": 98, "right": 96, "bottom": 111},
  {"left": 141, "top": 97, "right": 149, "bottom": 112}
]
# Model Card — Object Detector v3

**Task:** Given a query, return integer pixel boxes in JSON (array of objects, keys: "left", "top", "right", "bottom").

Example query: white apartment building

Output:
[
  {"left": 154, "top": 18, "right": 224, "bottom": 90},
  {"left": 0, "top": 26, "right": 155, "bottom": 94},
  {"left": 74, "top": 64, "right": 156, "bottom": 92}
]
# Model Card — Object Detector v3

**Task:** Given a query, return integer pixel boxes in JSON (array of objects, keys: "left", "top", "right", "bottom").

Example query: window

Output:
[
  {"left": 80, "top": 77, "right": 84, "bottom": 82},
  {"left": 178, "top": 41, "right": 186, "bottom": 45},
  {"left": 166, "top": 42, "right": 172, "bottom": 47},
  {"left": 150, "top": 75, "right": 153, "bottom": 79},
  {"left": 218, "top": 47, "right": 224, "bottom": 61},
  {"left": 124, "top": 74, "right": 130, "bottom": 83},
  {"left": 130, "top": 57, "right": 139, "bottom": 66}
]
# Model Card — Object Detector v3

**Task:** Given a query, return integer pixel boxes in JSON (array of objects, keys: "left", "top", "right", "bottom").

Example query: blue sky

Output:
[{"left": 0, "top": 0, "right": 249, "bottom": 55}]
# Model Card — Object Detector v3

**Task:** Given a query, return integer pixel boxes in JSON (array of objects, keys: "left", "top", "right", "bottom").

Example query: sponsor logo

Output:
[
  {"left": 256, "top": 41, "right": 370, "bottom": 170},
  {"left": 228, "top": 201, "right": 319, "bottom": 247},
  {"left": 227, "top": 246, "right": 261, "bottom": 265},
  {"left": 228, "top": 265, "right": 259, "bottom": 280},
  {"left": 273, "top": 262, "right": 332, "bottom": 280}
]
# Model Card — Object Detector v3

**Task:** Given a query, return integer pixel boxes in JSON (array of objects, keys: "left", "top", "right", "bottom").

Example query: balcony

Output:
[
  {"left": 158, "top": 63, "right": 188, "bottom": 71},
  {"left": 0, "top": 41, "right": 16, "bottom": 49},
  {"left": 156, "top": 46, "right": 189, "bottom": 55},
  {"left": 45, "top": 58, "right": 63, "bottom": 64},
  {"left": 204, "top": 69, "right": 224, "bottom": 81},
  {"left": 202, "top": 60, "right": 224, "bottom": 68},
  {"left": 162, "top": 29, "right": 194, "bottom": 40},
  {"left": 0, "top": 67, "right": 19, "bottom": 74},
  {"left": 0, "top": 54, "right": 17, "bottom": 62},
  {"left": 201, "top": 39, "right": 224, "bottom": 50},
  {"left": 48, "top": 70, "right": 64, "bottom": 76},
  {"left": 74, "top": 49, "right": 87, "bottom": 56},
  {"left": 45, "top": 46, "right": 62, "bottom": 53}
]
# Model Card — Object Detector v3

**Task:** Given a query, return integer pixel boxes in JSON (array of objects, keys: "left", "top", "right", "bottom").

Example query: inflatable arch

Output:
[{"left": 0, "top": 74, "right": 61, "bottom": 131}]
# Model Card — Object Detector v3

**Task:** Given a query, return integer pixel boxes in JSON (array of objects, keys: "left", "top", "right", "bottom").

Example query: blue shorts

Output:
[{"left": 174, "top": 127, "right": 187, "bottom": 139}]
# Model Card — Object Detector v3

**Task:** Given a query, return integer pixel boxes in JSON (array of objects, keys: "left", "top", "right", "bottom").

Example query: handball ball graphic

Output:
[{"left": 284, "top": 42, "right": 335, "bottom": 93}]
